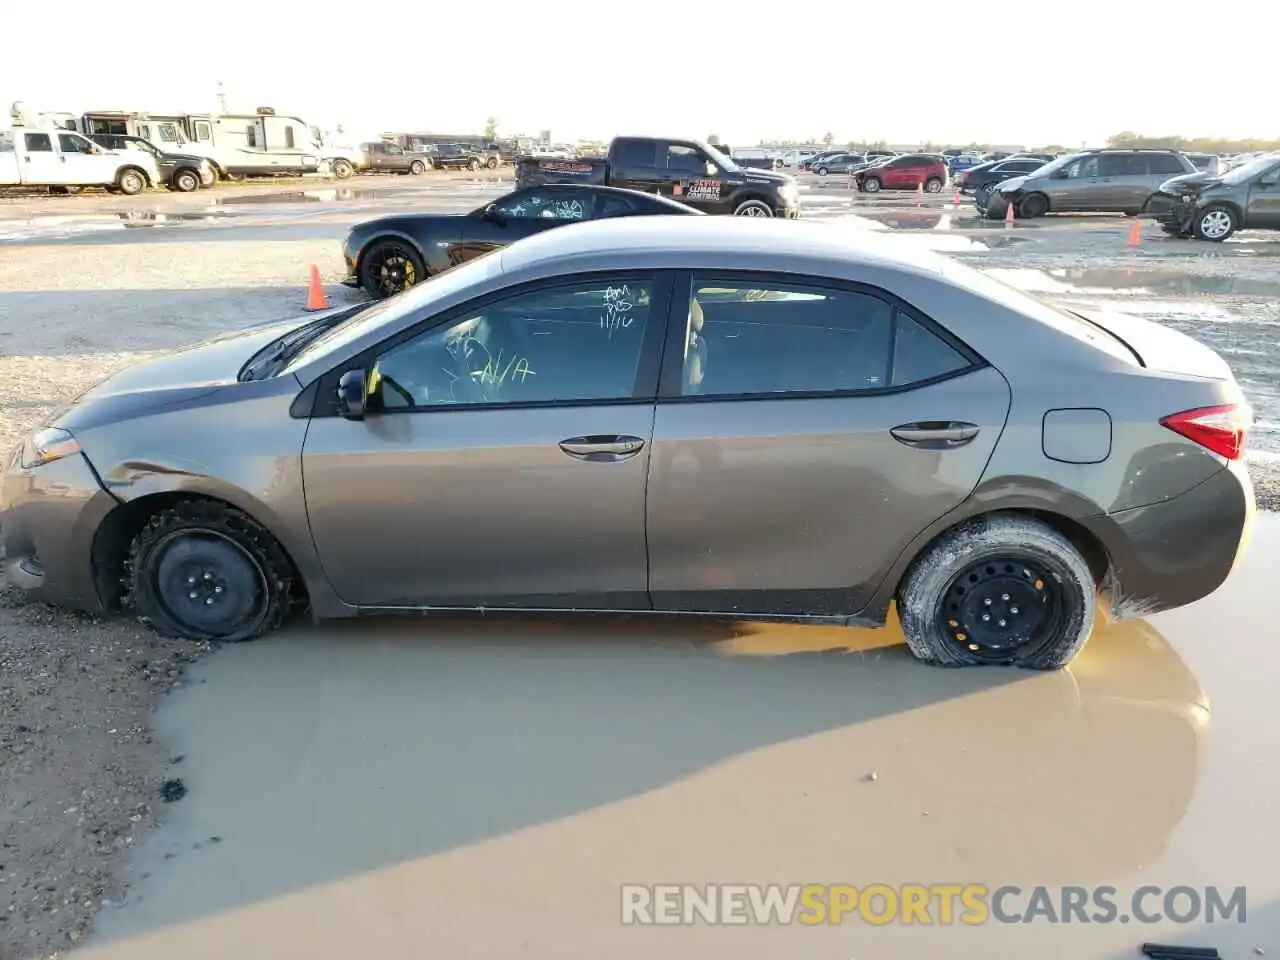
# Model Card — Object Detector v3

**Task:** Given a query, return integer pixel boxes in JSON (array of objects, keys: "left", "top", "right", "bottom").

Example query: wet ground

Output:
[{"left": 72, "top": 515, "right": 1280, "bottom": 960}]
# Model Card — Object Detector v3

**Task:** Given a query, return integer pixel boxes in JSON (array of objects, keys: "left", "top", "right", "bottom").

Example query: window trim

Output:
[
  {"left": 655, "top": 270, "right": 986, "bottom": 404},
  {"left": 301, "top": 270, "right": 676, "bottom": 419}
]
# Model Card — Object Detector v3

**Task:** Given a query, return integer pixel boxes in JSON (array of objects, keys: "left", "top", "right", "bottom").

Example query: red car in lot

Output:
[{"left": 855, "top": 154, "right": 949, "bottom": 194}]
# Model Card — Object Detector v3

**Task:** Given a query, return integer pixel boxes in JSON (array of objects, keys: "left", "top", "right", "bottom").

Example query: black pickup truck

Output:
[{"left": 515, "top": 136, "right": 801, "bottom": 217}]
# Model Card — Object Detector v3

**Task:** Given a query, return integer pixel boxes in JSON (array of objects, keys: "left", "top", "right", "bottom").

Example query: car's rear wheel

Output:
[
  {"left": 862, "top": 176, "right": 882, "bottom": 193},
  {"left": 924, "top": 176, "right": 943, "bottom": 193},
  {"left": 126, "top": 500, "right": 295, "bottom": 643},
  {"left": 733, "top": 199, "right": 774, "bottom": 217},
  {"left": 360, "top": 239, "right": 426, "bottom": 299},
  {"left": 1193, "top": 205, "right": 1237, "bottom": 242},
  {"left": 1018, "top": 192, "right": 1049, "bottom": 218},
  {"left": 896, "top": 513, "right": 1096, "bottom": 670},
  {"left": 409, "top": 159, "right": 426, "bottom": 175}
]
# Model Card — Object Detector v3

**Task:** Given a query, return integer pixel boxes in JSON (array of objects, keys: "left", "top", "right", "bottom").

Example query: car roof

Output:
[{"left": 499, "top": 215, "right": 947, "bottom": 278}]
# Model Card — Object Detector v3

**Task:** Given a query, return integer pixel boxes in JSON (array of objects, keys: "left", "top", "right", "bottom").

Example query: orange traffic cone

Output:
[
  {"left": 1127, "top": 219, "right": 1142, "bottom": 247},
  {"left": 916, "top": 181, "right": 924, "bottom": 205},
  {"left": 952, "top": 192, "right": 962, "bottom": 205},
  {"left": 1004, "top": 200, "right": 1016, "bottom": 225},
  {"left": 305, "top": 264, "right": 328, "bottom": 311}
]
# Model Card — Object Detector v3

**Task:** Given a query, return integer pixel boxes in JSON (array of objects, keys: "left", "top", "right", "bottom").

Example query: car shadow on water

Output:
[{"left": 85, "top": 609, "right": 1210, "bottom": 949}]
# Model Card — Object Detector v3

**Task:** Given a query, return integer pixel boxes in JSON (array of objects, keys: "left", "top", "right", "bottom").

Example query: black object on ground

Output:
[
  {"left": 159, "top": 778, "right": 187, "bottom": 803},
  {"left": 1142, "top": 945, "right": 1221, "bottom": 960}
]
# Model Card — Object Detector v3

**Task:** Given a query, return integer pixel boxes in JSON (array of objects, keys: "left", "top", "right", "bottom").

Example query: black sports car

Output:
[{"left": 343, "top": 184, "right": 703, "bottom": 299}]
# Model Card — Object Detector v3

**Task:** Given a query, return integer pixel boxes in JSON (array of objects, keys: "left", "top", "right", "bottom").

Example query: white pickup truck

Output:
[{"left": 0, "top": 127, "right": 161, "bottom": 194}]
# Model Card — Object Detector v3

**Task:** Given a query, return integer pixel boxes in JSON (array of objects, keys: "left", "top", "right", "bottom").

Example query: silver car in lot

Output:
[{"left": 0, "top": 217, "right": 1254, "bottom": 669}]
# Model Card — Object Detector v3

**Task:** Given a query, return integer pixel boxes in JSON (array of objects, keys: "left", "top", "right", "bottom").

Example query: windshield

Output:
[
  {"left": 1022, "top": 152, "right": 1081, "bottom": 178},
  {"left": 701, "top": 142, "right": 739, "bottom": 172},
  {"left": 1221, "top": 154, "right": 1280, "bottom": 185},
  {"left": 131, "top": 139, "right": 160, "bottom": 157}
]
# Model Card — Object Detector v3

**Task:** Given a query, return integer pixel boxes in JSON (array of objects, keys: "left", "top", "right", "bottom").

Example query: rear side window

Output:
[
  {"left": 676, "top": 279, "right": 975, "bottom": 398},
  {"left": 614, "top": 140, "right": 656, "bottom": 167},
  {"left": 1146, "top": 153, "right": 1186, "bottom": 175},
  {"left": 24, "top": 133, "right": 52, "bottom": 152},
  {"left": 597, "top": 194, "right": 635, "bottom": 217}
]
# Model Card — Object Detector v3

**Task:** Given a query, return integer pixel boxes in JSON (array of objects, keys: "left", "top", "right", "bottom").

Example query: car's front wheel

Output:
[
  {"left": 330, "top": 158, "right": 354, "bottom": 179},
  {"left": 360, "top": 239, "right": 427, "bottom": 298},
  {"left": 409, "top": 159, "right": 426, "bottom": 175},
  {"left": 896, "top": 513, "right": 1096, "bottom": 670},
  {"left": 172, "top": 169, "right": 200, "bottom": 192},
  {"left": 126, "top": 500, "right": 296, "bottom": 643},
  {"left": 1193, "top": 205, "right": 1238, "bottom": 242},
  {"left": 862, "top": 176, "right": 882, "bottom": 193},
  {"left": 733, "top": 199, "right": 774, "bottom": 217}
]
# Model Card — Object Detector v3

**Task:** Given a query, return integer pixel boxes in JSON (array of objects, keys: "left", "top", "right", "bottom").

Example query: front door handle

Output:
[
  {"left": 890, "top": 421, "right": 980, "bottom": 449},
  {"left": 559, "top": 434, "right": 646, "bottom": 462}
]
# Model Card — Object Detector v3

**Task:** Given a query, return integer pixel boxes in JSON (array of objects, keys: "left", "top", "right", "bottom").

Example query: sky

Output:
[{"left": 3, "top": 3, "right": 1276, "bottom": 148}]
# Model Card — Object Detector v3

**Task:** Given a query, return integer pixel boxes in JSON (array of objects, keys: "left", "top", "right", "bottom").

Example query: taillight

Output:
[{"left": 1160, "top": 403, "right": 1252, "bottom": 460}]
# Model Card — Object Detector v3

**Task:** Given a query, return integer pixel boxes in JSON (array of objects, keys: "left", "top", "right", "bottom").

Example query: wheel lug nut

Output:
[
  {"left": 204, "top": 572, "right": 214, "bottom": 580},
  {"left": 981, "top": 613, "right": 991, "bottom": 621},
  {"left": 188, "top": 591, "right": 197, "bottom": 599},
  {"left": 1010, "top": 606, "right": 1019, "bottom": 614},
  {"left": 984, "top": 598, "right": 992, "bottom": 606},
  {"left": 1001, "top": 593, "right": 1009, "bottom": 601},
  {"left": 998, "top": 619, "right": 1007, "bottom": 627},
  {"left": 214, "top": 585, "right": 224, "bottom": 594},
  {"left": 205, "top": 597, "right": 214, "bottom": 605},
  {"left": 187, "top": 576, "right": 196, "bottom": 585}
]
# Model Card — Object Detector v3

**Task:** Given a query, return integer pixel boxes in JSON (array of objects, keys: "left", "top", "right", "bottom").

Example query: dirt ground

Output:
[{"left": 1, "top": 178, "right": 1277, "bottom": 959}]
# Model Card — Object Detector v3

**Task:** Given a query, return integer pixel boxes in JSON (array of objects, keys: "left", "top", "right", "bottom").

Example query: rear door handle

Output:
[
  {"left": 559, "top": 434, "right": 646, "bottom": 461},
  {"left": 890, "top": 421, "right": 980, "bottom": 449}
]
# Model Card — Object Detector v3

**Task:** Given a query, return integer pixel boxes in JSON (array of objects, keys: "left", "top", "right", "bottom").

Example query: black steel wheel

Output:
[
  {"left": 359, "top": 239, "right": 426, "bottom": 299},
  {"left": 126, "top": 500, "right": 296, "bottom": 642},
  {"left": 896, "top": 513, "right": 1096, "bottom": 669}
]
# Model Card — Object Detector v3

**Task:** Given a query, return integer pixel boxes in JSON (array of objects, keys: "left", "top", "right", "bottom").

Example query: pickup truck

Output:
[
  {"left": 355, "top": 141, "right": 429, "bottom": 176},
  {"left": 515, "top": 136, "right": 801, "bottom": 217},
  {"left": 1, "top": 127, "right": 160, "bottom": 194},
  {"left": 426, "top": 143, "right": 484, "bottom": 171}
]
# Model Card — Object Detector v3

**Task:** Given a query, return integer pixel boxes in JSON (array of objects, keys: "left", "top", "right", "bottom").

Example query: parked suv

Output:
[
  {"left": 813, "top": 153, "right": 867, "bottom": 175},
  {"left": 88, "top": 133, "right": 214, "bottom": 192},
  {"left": 1147, "top": 153, "right": 1280, "bottom": 241},
  {"left": 983, "top": 149, "right": 1196, "bottom": 219},
  {"left": 956, "top": 156, "right": 1050, "bottom": 203},
  {"left": 854, "top": 154, "right": 948, "bottom": 193}
]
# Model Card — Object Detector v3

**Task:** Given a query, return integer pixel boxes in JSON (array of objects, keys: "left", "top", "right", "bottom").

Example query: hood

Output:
[
  {"left": 739, "top": 168, "right": 794, "bottom": 187},
  {"left": 51, "top": 310, "right": 353, "bottom": 432},
  {"left": 157, "top": 151, "right": 209, "bottom": 164},
  {"left": 997, "top": 175, "right": 1029, "bottom": 192},
  {"left": 1159, "top": 170, "right": 1218, "bottom": 194}
]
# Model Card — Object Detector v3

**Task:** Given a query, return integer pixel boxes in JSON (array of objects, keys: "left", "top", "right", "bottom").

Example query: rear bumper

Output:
[
  {"left": 0, "top": 447, "right": 117, "bottom": 613},
  {"left": 1082, "top": 461, "right": 1255, "bottom": 619}
]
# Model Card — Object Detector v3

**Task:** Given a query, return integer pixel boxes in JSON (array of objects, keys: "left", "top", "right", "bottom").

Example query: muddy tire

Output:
[
  {"left": 817, "top": 165, "right": 829, "bottom": 176},
  {"left": 733, "top": 199, "right": 774, "bottom": 217},
  {"left": 409, "top": 159, "right": 426, "bottom": 175},
  {"left": 486, "top": 156, "right": 499, "bottom": 169},
  {"left": 331, "top": 158, "right": 354, "bottom": 179},
  {"left": 173, "top": 169, "right": 201, "bottom": 192},
  {"left": 862, "top": 176, "right": 882, "bottom": 193},
  {"left": 468, "top": 158, "right": 480, "bottom": 172},
  {"left": 924, "top": 176, "right": 943, "bottom": 193},
  {"left": 896, "top": 513, "right": 1096, "bottom": 670},
  {"left": 116, "top": 167, "right": 146, "bottom": 196},
  {"left": 126, "top": 500, "right": 296, "bottom": 643},
  {"left": 1193, "top": 204, "right": 1237, "bottom": 242},
  {"left": 1018, "top": 192, "right": 1049, "bottom": 218}
]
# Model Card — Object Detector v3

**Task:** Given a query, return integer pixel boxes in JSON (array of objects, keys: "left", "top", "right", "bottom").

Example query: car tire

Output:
[
  {"left": 409, "top": 159, "right": 426, "bottom": 176},
  {"left": 896, "top": 513, "right": 1096, "bottom": 670},
  {"left": 976, "top": 183, "right": 995, "bottom": 204},
  {"left": 924, "top": 177, "right": 943, "bottom": 193},
  {"left": 331, "top": 158, "right": 354, "bottom": 179},
  {"left": 116, "top": 167, "right": 146, "bottom": 196},
  {"left": 468, "top": 159, "right": 480, "bottom": 172},
  {"left": 733, "top": 199, "right": 774, "bottom": 217},
  {"left": 817, "top": 166, "right": 829, "bottom": 176},
  {"left": 1018, "top": 192, "right": 1049, "bottom": 218},
  {"left": 359, "top": 238, "right": 427, "bottom": 299},
  {"left": 862, "top": 176, "right": 882, "bottom": 193},
  {"left": 173, "top": 169, "right": 200, "bottom": 193},
  {"left": 126, "top": 500, "right": 296, "bottom": 643},
  {"left": 1193, "top": 204, "right": 1237, "bottom": 242},
  {"left": 486, "top": 156, "right": 499, "bottom": 169}
]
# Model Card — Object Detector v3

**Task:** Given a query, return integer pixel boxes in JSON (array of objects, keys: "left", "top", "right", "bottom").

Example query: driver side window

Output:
[
  {"left": 368, "top": 278, "right": 656, "bottom": 410},
  {"left": 1063, "top": 156, "right": 1099, "bottom": 179},
  {"left": 495, "top": 190, "right": 590, "bottom": 220}
]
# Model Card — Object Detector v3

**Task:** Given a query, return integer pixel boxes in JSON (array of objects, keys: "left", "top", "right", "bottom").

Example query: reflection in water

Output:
[{"left": 83, "top": 609, "right": 1207, "bottom": 959}]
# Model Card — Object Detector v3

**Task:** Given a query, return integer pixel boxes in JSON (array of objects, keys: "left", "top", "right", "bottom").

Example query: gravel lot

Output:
[{"left": 1, "top": 176, "right": 1277, "bottom": 959}]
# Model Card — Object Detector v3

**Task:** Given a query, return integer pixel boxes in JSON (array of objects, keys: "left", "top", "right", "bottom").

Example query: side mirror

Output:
[
  {"left": 704, "top": 163, "right": 717, "bottom": 177},
  {"left": 336, "top": 369, "right": 367, "bottom": 420},
  {"left": 482, "top": 203, "right": 504, "bottom": 223}
]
